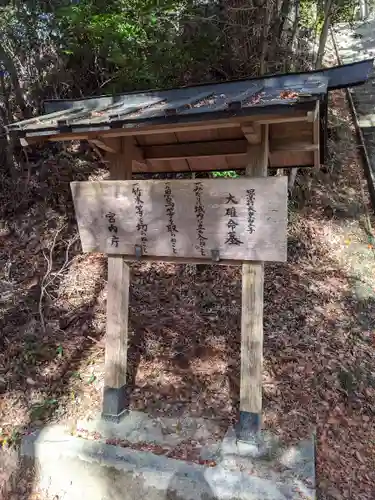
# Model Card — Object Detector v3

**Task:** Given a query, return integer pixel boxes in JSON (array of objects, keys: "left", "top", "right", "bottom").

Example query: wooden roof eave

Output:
[
  {"left": 16, "top": 104, "right": 318, "bottom": 145},
  {"left": 13, "top": 102, "right": 321, "bottom": 171}
]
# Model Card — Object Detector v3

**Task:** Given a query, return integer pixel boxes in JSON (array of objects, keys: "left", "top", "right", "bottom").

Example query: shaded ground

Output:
[{"left": 1, "top": 87, "right": 375, "bottom": 498}]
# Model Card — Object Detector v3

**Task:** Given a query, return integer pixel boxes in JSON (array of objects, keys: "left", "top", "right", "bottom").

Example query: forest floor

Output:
[{"left": 1, "top": 90, "right": 375, "bottom": 500}]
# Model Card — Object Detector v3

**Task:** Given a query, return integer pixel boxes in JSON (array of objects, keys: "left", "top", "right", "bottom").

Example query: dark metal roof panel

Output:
[
  {"left": 7, "top": 83, "right": 327, "bottom": 137},
  {"left": 6, "top": 59, "right": 373, "bottom": 138},
  {"left": 21, "top": 100, "right": 319, "bottom": 139},
  {"left": 324, "top": 58, "right": 374, "bottom": 90}
]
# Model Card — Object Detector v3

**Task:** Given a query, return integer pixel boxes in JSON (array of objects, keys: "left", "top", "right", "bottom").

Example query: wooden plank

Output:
[
  {"left": 89, "top": 138, "right": 119, "bottom": 154},
  {"left": 136, "top": 132, "right": 188, "bottom": 172},
  {"left": 270, "top": 140, "right": 319, "bottom": 152},
  {"left": 313, "top": 106, "right": 320, "bottom": 168},
  {"left": 270, "top": 120, "right": 313, "bottom": 142},
  {"left": 242, "top": 124, "right": 261, "bottom": 145},
  {"left": 256, "top": 114, "right": 309, "bottom": 125},
  {"left": 307, "top": 101, "right": 319, "bottom": 122},
  {"left": 142, "top": 139, "right": 248, "bottom": 160},
  {"left": 176, "top": 125, "right": 243, "bottom": 142},
  {"left": 269, "top": 150, "right": 313, "bottom": 168},
  {"left": 98, "top": 152, "right": 312, "bottom": 173},
  {"left": 105, "top": 255, "right": 129, "bottom": 387},
  {"left": 122, "top": 255, "right": 255, "bottom": 265},
  {"left": 39, "top": 110, "right": 310, "bottom": 142},
  {"left": 71, "top": 177, "right": 288, "bottom": 262},
  {"left": 175, "top": 128, "right": 228, "bottom": 172},
  {"left": 188, "top": 157, "right": 245, "bottom": 172},
  {"left": 102, "top": 137, "right": 132, "bottom": 420},
  {"left": 240, "top": 124, "right": 269, "bottom": 436},
  {"left": 216, "top": 127, "right": 245, "bottom": 170}
]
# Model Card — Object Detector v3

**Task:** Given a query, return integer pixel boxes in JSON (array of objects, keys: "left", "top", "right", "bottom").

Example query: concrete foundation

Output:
[{"left": 21, "top": 412, "right": 315, "bottom": 500}]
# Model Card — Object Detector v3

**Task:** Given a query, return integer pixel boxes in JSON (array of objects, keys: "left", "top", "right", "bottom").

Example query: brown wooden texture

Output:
[
  {"left": 176, "top": 128, "right": 229, "bottom": 172},
  {"left": 313, "top": 105, "right": 320, "bottom": 168},
  {"left": 269, "top": 120, "right": 313, "bottom": 142},
  {"left": 270, "top": 140, "right": 318, "bottom": 152},
  {"left": 269, "top": 150, "right": 313, "bottom": 168},
  {"left": 40, "top": 109, "right": 310, "bottom": 142},
  {"left": 135, "top": 132, "right": 188, "bottom": 172},
  {"left": 240, "top": 124, "right": 269, "bottom": 416},
  {"left": 104, "top": 138, "right": 131, "bottom": 391},
  {"left": 71, "top": 177, "right": 287, "bottom": 262},
  {"left": 30, "top": 110, "right": 318, "bottom": 172},
  {"left": 105, "top": 255, "right": 129, "bottom": 389},
  {"left": 142, "top": 139, "right": 248, "bottom": 160}
]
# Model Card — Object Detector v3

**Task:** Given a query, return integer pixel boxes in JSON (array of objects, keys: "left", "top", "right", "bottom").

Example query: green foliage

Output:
[
  {"left": 0, "top": 0, "right": 368, "bottom": 125},
  {"left": 300, "top": 0, "right": 364, "bottom": 33},
  {"left": 332, "top": 0, "right": 358, "bottom": 23},
  {"left": 300, "top": 0, "right": 318, "bottom": 30},
  {"left": 53, "top": 0, "right": 221, "bottom": 93},
  {"left": 211, "top": 171, "right": 239, "bottom": 178},
  {"left": 87, "top": 373, "right": 96, "bottom": 384}
]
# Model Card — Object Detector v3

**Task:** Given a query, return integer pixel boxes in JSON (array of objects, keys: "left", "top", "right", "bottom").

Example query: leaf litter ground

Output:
[{"left": 1, "top": 89, "right": 375, "bottom": 499}]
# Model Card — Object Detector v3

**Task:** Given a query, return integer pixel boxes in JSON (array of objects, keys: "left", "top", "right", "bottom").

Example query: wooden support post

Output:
[
  {"left": 238, "top": 124, "right": 268, "bottom": 439},
  {"left": 102, "top": 137, "right": 133, "bottom": 422},
  {"left": 313, "top": 106, "right": 320, "bottom": 169}
]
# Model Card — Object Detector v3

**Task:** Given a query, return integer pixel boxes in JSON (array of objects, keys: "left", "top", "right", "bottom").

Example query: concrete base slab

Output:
[
  {"left": 21, "top": 414, "right": 316, "bottom": 500},
  {"left": 76, "top": 411, "right": 222, "bottom": 449}
]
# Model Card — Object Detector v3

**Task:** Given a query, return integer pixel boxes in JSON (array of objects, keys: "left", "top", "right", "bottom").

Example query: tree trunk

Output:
[
  {"left": 316, "top": 0, "right": 333, "bottom": 69},
  {"left": 290, "top": 0, "right": 301, "bottom": 58},
  {"left": 278, "top": 0, "right": 292, "bottom": 38},
  {"left": 269, "top": 0, "right": 291, "bottom": 71},
  {"left": 259, "top": 0, "right": 270, "bottom": 75},
  {"left": 0, "top": 46, "right": 30, "bottom": 119}
]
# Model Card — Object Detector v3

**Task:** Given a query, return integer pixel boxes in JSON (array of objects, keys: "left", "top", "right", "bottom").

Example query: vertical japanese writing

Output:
[
  {"left": 132, "top": 183, "right": 148, "bottom": 254},
  {"left": 246, "top": 189, "right": 256, "bottom": 234},
  {"left": 105, "top": 212, "right": 119, "bottom": 247},
  {"left": 193, "top": 182, "right": 207, "bottom": 256},
  {"left": 224, "top": 193, "right": 243, "bottom": 246},
  {"left": 164, "top": 183, "right": 178, "bottom": 255}
]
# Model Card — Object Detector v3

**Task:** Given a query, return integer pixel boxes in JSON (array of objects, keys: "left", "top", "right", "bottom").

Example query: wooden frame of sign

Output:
[
  {"left": 71, "top": 126, "right": 286, "bottom": 439},
  {"left": 71, "top": 178, "right": 287, "bottom": 262}
]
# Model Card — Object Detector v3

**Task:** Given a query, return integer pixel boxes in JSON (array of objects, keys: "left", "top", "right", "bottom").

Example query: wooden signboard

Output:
[{"left": 70, "top": 178, "right": 288, "bottom": 262}]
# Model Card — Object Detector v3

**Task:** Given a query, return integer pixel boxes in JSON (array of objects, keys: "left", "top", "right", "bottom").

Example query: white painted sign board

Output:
[{"left": 70, "top": 178, "right": 288, "bottom": 262}]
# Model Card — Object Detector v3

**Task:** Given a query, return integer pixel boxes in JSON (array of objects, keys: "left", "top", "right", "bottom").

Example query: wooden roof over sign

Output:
[{"left": 6, "top": 59, "right": 374, "bottom": 173}]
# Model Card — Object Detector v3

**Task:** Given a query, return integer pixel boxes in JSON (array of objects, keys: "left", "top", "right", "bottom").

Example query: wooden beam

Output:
[
  {"left": 123, "top": 255, "right": 257, "bottom": 265},
  {"left": 270, "top": 140, "right": 319, "bottom": 152},
  {"left": 256, "top": 114, "right": 309, "bottom": 125},
  {"left": 307, "top": 101, "right": 319, "bottom": 122},
  {"left": 239, "top": 123, "right": 268, "bottom": 439},
  {"left": 102, "top": 136, "right": 145, "bottom": 164},
  {"left": 102, "top": 137, "right": 132, "bottom": 421},
  {"left": 142, "top": 139, "right": 247, "bottom": 160},
  {"left": 242, "top": 124, "right": 261, "bottom": 145},
  {"left": 313, "top": 105, "right": 320, "bottom": 169},
  {"left": 33, "top": 111, "right": 310, "bottom": 143},
  {"left": 89, "top": 138, "right": 119, "bottom": 153},
  {"left": 19, "top": 136, "right": 46, "bottom": 146},
  {"left": 50, "top": 134, "right": 89, "bottom": 141}
]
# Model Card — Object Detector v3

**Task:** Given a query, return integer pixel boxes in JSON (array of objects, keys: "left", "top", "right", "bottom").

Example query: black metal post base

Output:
[
  {"left": 101, "top": 385, "right": 128, "bottom": 423},
  {"left": 236, "top": 411, "right": 261, "bottom": 441}
]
